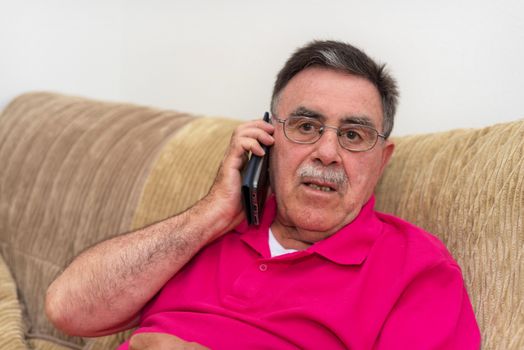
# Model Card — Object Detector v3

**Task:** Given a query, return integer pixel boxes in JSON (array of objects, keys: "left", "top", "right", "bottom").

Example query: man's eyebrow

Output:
[
  {"left": 289, "top": 107, "right": 378, "bottom": 129},
  {"left": 341, "top": 116, "right": 377, "bottom": 128},
  {"left": 290, "top": 107, "right": 325, "bottom": 120}
]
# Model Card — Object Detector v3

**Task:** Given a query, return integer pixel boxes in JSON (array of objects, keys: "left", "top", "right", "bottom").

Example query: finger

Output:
[
  {"left": 227, "top": 127, "right": 273, "bottom": 156},
  {"left": 243, "top": 136, "right": 272, "bottom": 156},
  {"left": 224, "top": 138, "right": 266, "bottom": 167},
  {"left": 234, "top": 120, "right": 274, "bottom": 137},
  {"left": 235, "top": 129, "right": 275, "bottom": 148},
  {"left": 235, "top": 121, "right": 275, "bottom": 138}
]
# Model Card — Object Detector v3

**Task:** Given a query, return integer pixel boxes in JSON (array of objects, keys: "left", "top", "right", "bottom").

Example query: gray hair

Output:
[{"left": 271, "top": 40, "right": 399, "bottom": 138}]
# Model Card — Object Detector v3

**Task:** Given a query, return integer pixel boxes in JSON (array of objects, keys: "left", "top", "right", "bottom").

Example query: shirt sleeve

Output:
[{"left": 374, "top": 262, "right": 481, "bottom": 349}]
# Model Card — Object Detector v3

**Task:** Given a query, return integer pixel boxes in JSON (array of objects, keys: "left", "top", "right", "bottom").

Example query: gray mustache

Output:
[{"left": 297, "top": 164, "right": 348, "bottom": 186}]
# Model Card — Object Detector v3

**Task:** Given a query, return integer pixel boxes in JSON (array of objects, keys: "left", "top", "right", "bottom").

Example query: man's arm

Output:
[{"left": 45, "top": 120, "right": 275, "bottom": 337}]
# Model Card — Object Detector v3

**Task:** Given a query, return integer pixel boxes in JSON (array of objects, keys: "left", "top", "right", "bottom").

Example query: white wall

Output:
[{"left": 1, "top": 0, "right": 523, "bottom": 136}]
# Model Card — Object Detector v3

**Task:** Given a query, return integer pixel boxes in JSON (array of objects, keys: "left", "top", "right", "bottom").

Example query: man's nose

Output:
[{"left": 313, "top": 127, "right": 343, "bottom": 165}]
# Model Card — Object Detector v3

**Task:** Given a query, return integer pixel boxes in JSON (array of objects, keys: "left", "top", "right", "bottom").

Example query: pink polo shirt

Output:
[{"left": 119, "top": 196, "right": 480, "bottom": 349}]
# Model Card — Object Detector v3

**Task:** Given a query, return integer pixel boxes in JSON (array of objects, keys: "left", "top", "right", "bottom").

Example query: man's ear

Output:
[{"left": 378, "top": 140, "right": 395, "bottom": 176}]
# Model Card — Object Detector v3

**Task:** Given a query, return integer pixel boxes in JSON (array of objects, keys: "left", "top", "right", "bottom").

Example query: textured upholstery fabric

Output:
[
  {"left": 0, "top": 92, "right": 522, "bottom": 349},
  {"left": 0, "top": 255, "right": 28, "bottom": 349},
  {"left": 27, "top": 339, "right": 80, "bottom": 350}
]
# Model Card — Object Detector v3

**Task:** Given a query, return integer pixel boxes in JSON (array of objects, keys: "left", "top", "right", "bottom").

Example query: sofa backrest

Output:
[{"left": 0, "top": 92, "right": 522, "bottom": 349}]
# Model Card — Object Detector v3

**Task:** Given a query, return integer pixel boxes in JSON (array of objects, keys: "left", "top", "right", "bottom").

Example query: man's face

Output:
[{"left": 269, "top": 67, "right": 394, "bottom": 242}]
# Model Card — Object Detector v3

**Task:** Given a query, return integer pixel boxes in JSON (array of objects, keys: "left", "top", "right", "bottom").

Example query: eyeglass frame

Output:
[{"left": 272, "top": 115, "right": 387, "bottom": 152}]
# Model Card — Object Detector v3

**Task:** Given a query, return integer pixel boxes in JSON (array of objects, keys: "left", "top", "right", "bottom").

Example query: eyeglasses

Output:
[{"left": 273, "top": 116, "right": 386, "bottom": 152}]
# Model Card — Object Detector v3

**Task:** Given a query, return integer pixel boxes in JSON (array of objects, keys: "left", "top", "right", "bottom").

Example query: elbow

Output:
[
  {"left": 45, "top": 281, "right": 83, "bottom": 336},
  {"left": 45, "top": 281, "right": 138, "bottom": 337},
  {"left": 45, "top": 283, "right": 69, "bottom": 333}
]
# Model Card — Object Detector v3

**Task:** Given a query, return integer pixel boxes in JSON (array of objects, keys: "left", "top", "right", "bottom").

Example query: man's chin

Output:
[
  {"left": 275, "top": 193, "right": 355, "bottom": 236},
  {"left": 285, "top": 210, "right": 347, "bottom": 238}
]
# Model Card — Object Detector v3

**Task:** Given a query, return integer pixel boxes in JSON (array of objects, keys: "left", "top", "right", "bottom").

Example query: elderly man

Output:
[{"left": 46, "top": 40, "right": 480, "bottom": 349}]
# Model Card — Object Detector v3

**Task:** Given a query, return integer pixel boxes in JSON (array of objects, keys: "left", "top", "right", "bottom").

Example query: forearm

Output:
[{"left": 45, "top": 196, "right": 232, "bottom": 336}]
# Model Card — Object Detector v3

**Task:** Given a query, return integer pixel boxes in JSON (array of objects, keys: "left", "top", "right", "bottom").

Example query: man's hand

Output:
[
  {"left": 45, "top": 119, "right": 274, "bottom": 337},
  {"left": 129, "top": 333, "right": 210, "bottom": 350},
  {"left": 203, "top": 119, "right": 275, "bottom": 236}
]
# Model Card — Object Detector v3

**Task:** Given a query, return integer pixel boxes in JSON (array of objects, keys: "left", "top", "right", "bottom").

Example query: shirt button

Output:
[{"left": 259, "top": 263, "right": 268, "bottom": 271}]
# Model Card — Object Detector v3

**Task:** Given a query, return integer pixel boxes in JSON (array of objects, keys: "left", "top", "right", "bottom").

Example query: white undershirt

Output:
[{"left": 268, "top": 228, "right": 298, "bottom": 257}]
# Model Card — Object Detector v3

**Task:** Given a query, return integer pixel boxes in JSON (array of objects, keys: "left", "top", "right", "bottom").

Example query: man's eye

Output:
[
  {"left": 296, "top": 120, "right": 318, "bottom": 133},
  {"left": 299, "top": 122, "right": 314, "bottom": 131},
  {"left": 344, "top": 129, "right": 363, "bottom": 141}
]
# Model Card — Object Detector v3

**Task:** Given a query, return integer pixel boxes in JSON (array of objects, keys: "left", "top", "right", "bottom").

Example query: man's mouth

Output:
[
  {"left": 303, "top": 181, "right": 336, "bottom": 192},
  {"left": 297, "top": 164, "right": 347, "bottom": 194}
]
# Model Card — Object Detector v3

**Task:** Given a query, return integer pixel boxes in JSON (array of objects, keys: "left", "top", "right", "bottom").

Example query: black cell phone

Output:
[{"left": 241, "top": 112, "right": 271, "bottom": 226}]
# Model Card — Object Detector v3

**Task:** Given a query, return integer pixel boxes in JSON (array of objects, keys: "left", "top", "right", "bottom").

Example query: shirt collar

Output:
[
  {"left": 308, "top": 196, "right": 383, "bottom": 265},
  {"left": 234, "top": 195, "right": 383, "bottom": 265}
]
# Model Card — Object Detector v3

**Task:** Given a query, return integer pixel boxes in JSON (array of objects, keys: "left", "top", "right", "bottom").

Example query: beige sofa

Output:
[{"left": 0, "top": 92, "right": 522, "bottom": 349}]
